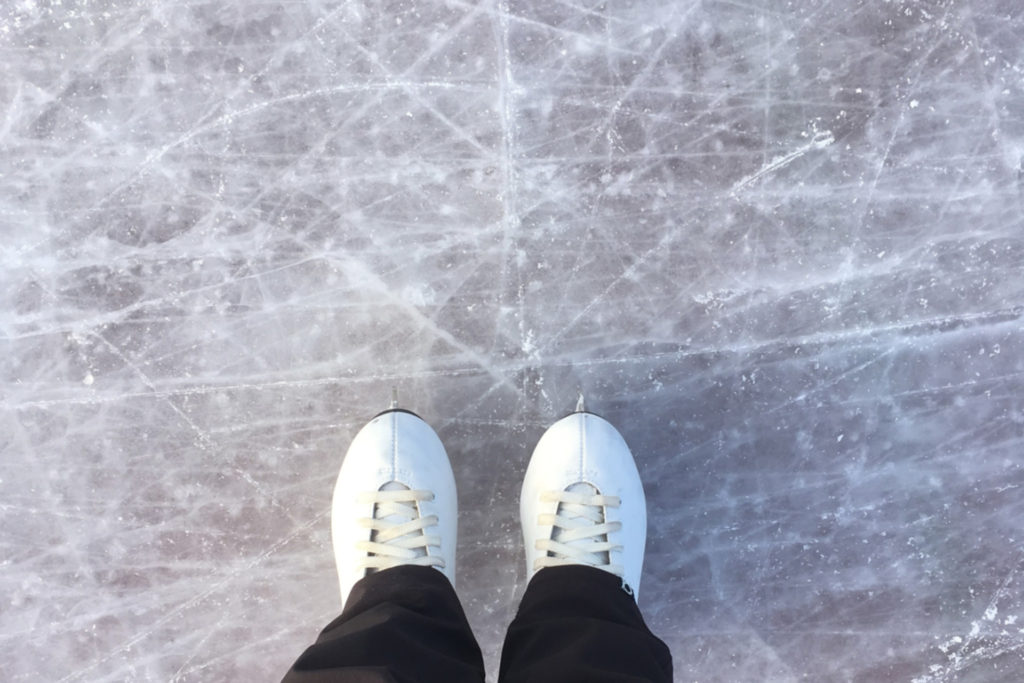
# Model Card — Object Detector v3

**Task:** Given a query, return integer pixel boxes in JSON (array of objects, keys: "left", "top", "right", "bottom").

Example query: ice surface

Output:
[{"left": 2, "top": 1, "right": 1023, "bottom": 681}]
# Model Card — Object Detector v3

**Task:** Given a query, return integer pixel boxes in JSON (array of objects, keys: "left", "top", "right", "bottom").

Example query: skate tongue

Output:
[
  {"left": 553, "top": 482, "right": 610, "bottom": 565},
  {"left": 372, "top": 482, "right": 428, "bottom": 560}
]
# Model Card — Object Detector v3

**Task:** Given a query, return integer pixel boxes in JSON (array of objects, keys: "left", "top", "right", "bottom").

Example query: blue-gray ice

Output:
[{"left": 2, "top": 1, "right": 1023, "bottom": 681}]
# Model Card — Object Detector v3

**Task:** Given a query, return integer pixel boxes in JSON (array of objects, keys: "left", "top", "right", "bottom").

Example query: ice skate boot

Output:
[
  {"left": 331, "top": 404, "right": 457, "bottom": 607},
  {"left": 520, "top": 398, "right": 647, "bottom": 599}
]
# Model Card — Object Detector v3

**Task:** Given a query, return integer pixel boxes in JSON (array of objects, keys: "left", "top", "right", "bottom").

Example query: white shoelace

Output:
[
  {"left": 356, "top": 487, "right": 444, "bottom": 572},
  {"left": 535, "top": 484, "right": 623, "bottom": 577}
]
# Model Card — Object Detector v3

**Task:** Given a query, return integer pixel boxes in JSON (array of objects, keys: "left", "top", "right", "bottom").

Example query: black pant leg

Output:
[
  {"left": 283, "top": 565, "right": 485, "bottom": 683},
  {"left": 498, "top": 566, "right": 673, "bottom": 683}
]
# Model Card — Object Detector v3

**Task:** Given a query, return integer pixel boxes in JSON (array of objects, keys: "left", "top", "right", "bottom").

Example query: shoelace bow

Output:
[
  {"left": 356, "top": 489, "right": 444, "bottom": 571},
  {"left": 535, "top": 489, "right": 623, "bottom": 576}
]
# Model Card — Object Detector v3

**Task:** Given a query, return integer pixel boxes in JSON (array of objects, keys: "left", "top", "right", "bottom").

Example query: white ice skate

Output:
[
  {"left": 331, "top": 406, "right": 457, "bottom": 607},
  {"left": 520, "top": 398, "right": 648, "bottom": 600}
]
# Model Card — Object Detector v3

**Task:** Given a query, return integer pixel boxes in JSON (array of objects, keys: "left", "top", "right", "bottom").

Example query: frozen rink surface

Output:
[{"left": 2, "top": 0, "right": 1023, "bottom": 680}]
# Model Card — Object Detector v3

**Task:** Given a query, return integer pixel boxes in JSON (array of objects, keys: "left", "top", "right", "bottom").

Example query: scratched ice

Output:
[{"left": 2, "top": 1, "right": 1023, "bottom": 681}]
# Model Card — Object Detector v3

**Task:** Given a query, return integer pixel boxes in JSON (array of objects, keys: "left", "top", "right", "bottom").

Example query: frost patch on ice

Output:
[
  {"left": 522, "top": 328, "right": 537, "bottom": 356},
  {"left": 913, "top": 567, "right": 1023, "bottom": 682}
]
